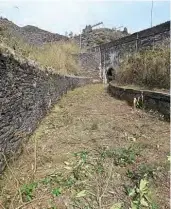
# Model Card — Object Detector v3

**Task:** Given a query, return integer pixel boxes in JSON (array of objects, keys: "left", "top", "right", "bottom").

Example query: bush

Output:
[{"left": 115, "top": 46, "right": 170, "bottom": 89}]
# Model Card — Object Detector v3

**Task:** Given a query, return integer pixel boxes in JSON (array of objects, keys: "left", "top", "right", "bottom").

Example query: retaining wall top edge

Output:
[
  {"left": 109, "top": 83, "right": 170, "bottom": 97},
  {"left": 0, "top": 50, "right": 92, "bottom": 81},
  {"left": 88, "top": 20, "right": 170, "bottom": 51}
]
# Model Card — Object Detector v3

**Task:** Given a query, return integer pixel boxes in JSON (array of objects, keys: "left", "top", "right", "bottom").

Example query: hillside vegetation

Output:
[
  {"left": 74, "top": 27, "right": 128, "bottom": 48},
  {"left": 0, "top": 22, "right": 81, "bottom": 75},
  {"left": 115, "top": 46, "right": 170, "bottom": 90},
  {"left": 30, "top": 42, "right": 81, "bottom": 75},
  {"left": 0, "top": 17, "right": 68, "bottom": 45},
  {"left": 0, "top": 17, "right": 128, "bottom": 49}
]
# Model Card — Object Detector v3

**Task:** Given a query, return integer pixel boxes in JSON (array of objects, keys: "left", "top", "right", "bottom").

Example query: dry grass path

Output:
[{"left": 0, "top": 84, "right": 169, "bottom": 209}]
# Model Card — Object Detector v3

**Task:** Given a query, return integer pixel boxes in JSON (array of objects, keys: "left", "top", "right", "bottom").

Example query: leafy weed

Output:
[
  {"left": 21, "top": 182, "right": 38, "bottom": 202},
  {"left": 51, "top": 188, "right": 61, "bottom": 197}
]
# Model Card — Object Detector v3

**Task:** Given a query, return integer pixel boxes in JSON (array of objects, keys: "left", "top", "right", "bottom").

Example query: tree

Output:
[
  {"left": 69, "top": 31, "right": 73, "bottom": 38},
  {"left": 123, "top": 27, "right": 128, "bottom": 34}
]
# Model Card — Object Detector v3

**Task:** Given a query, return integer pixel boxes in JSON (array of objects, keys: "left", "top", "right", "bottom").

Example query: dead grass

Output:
[
  {"left": 116, "top": 46, "right": 170, "bottom": 90},
  {"left": 0, "top": 84, "right": 169, "bottom": 209},
  {"left": 0, "top": 27, "right": 81, "bottom": 75},
  {"left": 29, "top": 41, "right": 81, "bottom": 75}
]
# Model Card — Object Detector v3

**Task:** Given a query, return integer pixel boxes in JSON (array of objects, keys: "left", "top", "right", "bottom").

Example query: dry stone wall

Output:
[{"left": 0, "top": 51, "right": 92, "bottom": 173}]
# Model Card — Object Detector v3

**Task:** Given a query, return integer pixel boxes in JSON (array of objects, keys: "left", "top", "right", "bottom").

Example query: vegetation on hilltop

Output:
[
  {"left": 0, "top": 17, "right": 68, "bottom": 45},
  {"left": 0, "top": 17, "right": 128, "bottom": 49},
  {"left": 73, "top": 27, "right": 128, "bottom": 48}
]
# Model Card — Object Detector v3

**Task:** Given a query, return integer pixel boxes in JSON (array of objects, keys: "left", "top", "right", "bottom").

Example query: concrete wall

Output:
[
  {"left": 88, "top": 21, "right": 170, "bottom": 74},
  {"left": 108, "top": 83, "right": 170, "bottom": 121},
  {"left": 0, "top": 51, "right": 92, "bottom": 173}
]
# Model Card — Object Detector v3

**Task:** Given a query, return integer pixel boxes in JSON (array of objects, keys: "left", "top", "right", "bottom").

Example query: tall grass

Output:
[
  {"left": 0, "top": 26, "right": 81, "bottom": 75},
  {"left": 30, "top": 41, "right": 80, "bottom": 75},
  {"left": 115, "top": 46, "right": 170, "bottom": 89}
]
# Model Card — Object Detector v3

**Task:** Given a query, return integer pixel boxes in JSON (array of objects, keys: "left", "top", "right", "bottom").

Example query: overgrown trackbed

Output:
[{"left": 0, "top": 84, "right": 169, "bottom": 209}]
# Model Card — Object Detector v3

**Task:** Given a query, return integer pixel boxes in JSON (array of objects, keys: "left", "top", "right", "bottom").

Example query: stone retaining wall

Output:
[
  {"left": 108, "top": 83, "right": 170, "bottom": 121},
  {"left": 88, "top": 21, "right": 170, "bottom": 73},
  {"left": 0, "top": 51, "right": 92, "bottom": 173},
  {"left": 73, "top": 52, "right": 100, "bottom": 78}
]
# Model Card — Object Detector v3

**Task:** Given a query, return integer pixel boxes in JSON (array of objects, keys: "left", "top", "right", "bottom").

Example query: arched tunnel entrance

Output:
[{"left": 106, "top": 67, "right": 115, "bottom": 83}]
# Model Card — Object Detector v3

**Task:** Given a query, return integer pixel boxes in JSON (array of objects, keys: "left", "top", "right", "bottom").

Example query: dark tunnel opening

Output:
[{"left": 106, "top": 68, "right": 115, "bottom": 83}]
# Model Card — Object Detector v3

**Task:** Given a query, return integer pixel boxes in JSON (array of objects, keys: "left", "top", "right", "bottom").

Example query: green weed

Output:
[
  {"left": 51, "top": 188, "right": 61, "bottom": 197},
  {"left": 74, "top": 151, "right": 89, "bottom": 164},
  {"left": 95, "top": 160, "right": 105, "bottom": 173},
  {"left": 125, "top": 177, "right": 157, "bottom": 209},
  {"left": 64, "top": 177, "right": 76, "bottom": 188},
  {"left": 41, "top": 176, "right": 53, "bottom": 185},
  {"left": 100, "top": 147, "right": 139, "bottom": 166},
  {"left": 127, "top": 164, "right": 155, "bottom": 181},
  {"left": 20, "top": 182, "right": 38, "bottom": 202}
]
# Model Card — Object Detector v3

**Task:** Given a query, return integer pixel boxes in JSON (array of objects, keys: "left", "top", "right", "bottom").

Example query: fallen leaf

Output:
[
  {"left": 140, "top": 179, "right": 148, "bottom": 194},
  {"left": 76, "top": 190, "right": 87, "bottom": 198},
  {"left": 64, "top": 166, "right": 72, "bottom": 170},
  {"left": 128, "top": 187, "right": 136, "bottom": 197},
  {"left": 64, "top": 161, "right": 70, "bottom": 165},
  {"left": 140, "top": 197, "right": 149, "bottom": 207},
  {"left": 128, "top": 136, "right": 136, "bottom": 142},
  {"left": 131, "top": 201, "right": 138, "bottom": 209},
  {"left": 110, "top": 202, "right": 122, "bottom": 209}
]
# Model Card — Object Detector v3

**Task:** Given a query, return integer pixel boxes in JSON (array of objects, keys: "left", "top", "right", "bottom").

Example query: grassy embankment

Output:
[
  {"left": 0, "top": 25, "right": 81, "bottom": 75},
  {"left": 115, "top": 44, "right": 170, "bottom": 90}
]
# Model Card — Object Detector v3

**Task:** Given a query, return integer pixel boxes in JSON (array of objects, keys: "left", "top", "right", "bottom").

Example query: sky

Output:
[{"left": 0, "top": 0, "right": 170, "bottom": 35}]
